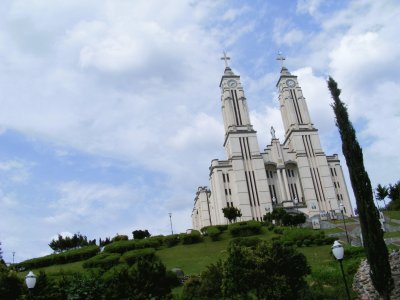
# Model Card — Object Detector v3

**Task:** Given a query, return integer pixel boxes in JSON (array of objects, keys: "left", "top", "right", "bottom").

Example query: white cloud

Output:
[
  {"left": 0, "top": 160, "right": 33, "bottom": 183},
  {"left": 273, "top": 19, "right": 305, "bottom": 46},
  {"left": 296, "top": 0, "right": 323, "bottom": 16},
  {"left": 46, "top": 181, "right": 138, "bottom": 224}
]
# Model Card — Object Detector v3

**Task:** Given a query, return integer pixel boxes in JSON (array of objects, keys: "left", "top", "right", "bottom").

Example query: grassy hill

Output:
[{"left": 15, "top": 219, "right": 400, "bottom": 299}]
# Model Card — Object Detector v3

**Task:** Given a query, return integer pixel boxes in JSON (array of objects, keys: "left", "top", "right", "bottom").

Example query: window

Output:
[
  {"left": 229, "top": 189, "right": 232, "bottom": 195},
  {"left": 225, "top": 189, "right": 228, "bottom": 195},
  {"left": 337, "top": 182, "right": 340, "bottom": 188},
  {"left": 223, "top": 174, "right": 226, "bottom": 182},
  {"left": 227, "top": 174, "right": 230, "bottom": 182}
]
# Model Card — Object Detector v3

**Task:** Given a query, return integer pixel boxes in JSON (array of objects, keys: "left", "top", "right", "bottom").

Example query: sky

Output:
[{"left": 0, "top": 0, "right": 399, "bottom": 263}]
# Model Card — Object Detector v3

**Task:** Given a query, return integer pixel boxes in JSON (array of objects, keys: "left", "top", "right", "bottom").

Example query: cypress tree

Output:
[{"left": 327, "top": 77, "right": 393, "bottom": 299}]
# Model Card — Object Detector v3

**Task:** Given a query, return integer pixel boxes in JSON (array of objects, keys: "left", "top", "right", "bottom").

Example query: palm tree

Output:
[{"left": 376, "top": 184, "right": 389, "bottom": 210}]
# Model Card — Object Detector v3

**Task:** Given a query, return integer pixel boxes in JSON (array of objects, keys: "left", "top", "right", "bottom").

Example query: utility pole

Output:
[
  {"left": 12, "top": 251, "right": 15, "bottom": 264},
  {"left": 168, "top": 212, "right": 173, "bottom": 235}
]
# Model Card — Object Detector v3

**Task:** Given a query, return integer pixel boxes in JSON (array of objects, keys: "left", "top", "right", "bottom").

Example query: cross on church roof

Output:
[
  {"left": 276, "top": 51, "right": 286, "bottom": 68},
  {"left": 221, "top": 51, "right": 231, "bottom": 68}
]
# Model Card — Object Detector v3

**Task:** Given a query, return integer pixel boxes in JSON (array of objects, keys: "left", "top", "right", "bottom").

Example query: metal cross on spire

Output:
[
  {"left": 276, "top": 51, "right": 286, "bottom": 68},
  {"left": 221, "top": 51, "right": 231, "bottom": 68}
]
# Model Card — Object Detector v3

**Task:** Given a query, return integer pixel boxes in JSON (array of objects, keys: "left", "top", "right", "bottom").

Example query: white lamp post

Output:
[
  {"left": 25, "top": 271, "right": 37, "bottom": 299},
  {"left": 332, "top": 241, "right": 350, "bottom": 300}
]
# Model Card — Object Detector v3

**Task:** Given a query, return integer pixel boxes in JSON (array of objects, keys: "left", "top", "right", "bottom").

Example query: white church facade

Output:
[{"left": 191, "top": 55, "right": 353, "bottom": 230}]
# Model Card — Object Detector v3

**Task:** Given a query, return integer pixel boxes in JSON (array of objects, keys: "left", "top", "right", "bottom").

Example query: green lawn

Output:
[
  {"left": 384, "top": 211, "right": 400, "bottom": 220},
  {"left": 384, "top": 231, "right": 400, "bottom": 238}
]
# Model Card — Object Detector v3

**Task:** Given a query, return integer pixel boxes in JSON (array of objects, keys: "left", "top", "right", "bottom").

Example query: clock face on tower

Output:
[
  {"left": 286, "top": 79, "right": 296, "bottom": 88},
  {"left": 227, "top": 80, "right": 237, "bottom": 88}
]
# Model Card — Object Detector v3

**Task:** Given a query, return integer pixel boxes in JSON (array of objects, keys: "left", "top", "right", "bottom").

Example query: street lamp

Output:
[
  {"left": 332, "top": 241, "right": 351, "bottom": 300},
  {"left": 294, "top": 197, "right": 298, "bottom": 212},
  {"left": 168, "top": 213, "right": 173, "bottom": 235},
  {"left": 340, "top": 202, "right": 350, "bottom": 244},
  {"left": 25, "top": 271, "right": 37, "bottom": 299}
]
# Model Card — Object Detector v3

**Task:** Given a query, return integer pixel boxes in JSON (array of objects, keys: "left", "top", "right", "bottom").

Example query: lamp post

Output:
[
  {"left": 25, "top": 271, "right": 37, "bottom": 299},
  {"left": 340, "top": 202, "right": 350, "bottom": 244},
  {"left": 168, "top": 212, "right": 173, "bottom": 235},
  {"left": 332, "top": 241, "right": 351, "bottom": 300},
  {"left": 294, "top": 197, "right": 298, "bottom": 212}
]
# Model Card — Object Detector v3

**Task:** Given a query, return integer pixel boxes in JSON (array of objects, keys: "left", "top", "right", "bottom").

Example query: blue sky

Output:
[{"left": 1, "top": 0, "right": 399, "bottom": 262}]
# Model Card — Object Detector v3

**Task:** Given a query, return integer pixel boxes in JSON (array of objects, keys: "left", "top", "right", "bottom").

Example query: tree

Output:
[
  {"left": 328, "top": 77, "right": 393, "bottom": 299},
  {"left": 376, "top": 184, "right": 389, "bottom": 209},
  {"left": 0, "top": 264, "right": 24, "bottom": 300},
  {"left": 49, "top": 233, "right": 92, "bottom": 253},
  {"left": 222, "top": 206, "right": 242, "bottom": 223},
  {"left": 132, "top": 229, "right": 151, "bottom": 240},
  {"left": 387, "top": 180, "right": 400, "bottom": 210},
  {"left": 0, "top": 242, "right": 3, "bottom": 265},
  {"left": 222, "top": 241, "right": 310, "bottom": 299}
]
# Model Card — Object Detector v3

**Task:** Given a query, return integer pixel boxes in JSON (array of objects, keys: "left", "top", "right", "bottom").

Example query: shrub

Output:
[
  {"left": 296, "top": 240, "right": 303, "bottom": 247},
  {"left": 303, "top": 239, "right": 312, "bottom": 246},
  {"left": 83, "top": 252, "right": 121, "bottom": 270},
  {"left": 267, "top": 225, "right": 275, "bottom": 231},
  {"left": 15, "top": 245, "right": 99, "bottom": 270},
  {"left": 273, "top": 227, "right": 284, "bottom": 234},
  {"left": 229, "top": 221, "right": 262, "bottom": 237},
  {"left": 314, "top": 239, "right": 324, "bottom": 245},
  {"left": 104, "top": 238, "right": 162, "bottom": 254},
  {"left": 200, "top": 226, "right": 210, "bottom": 235},
  {"left": 216, "top": 225, "right": 228, "bottom": 232},
  {"left": 182, "top": 230, "right": 203, "bottom": 245},
  {"left": 120, "top": 248, "right": 156, "bottom": 266},
  {"left": 324, "top": 237, "right": 336, "bottom": 245},
  {"left": 283, "top": 241, "right": 294, "bottom": 247},
  {"left": 230, "top": 237, "right": 261, "bottom": 248},
  {"left": 207, "top": 227, "right": 221, "bottom": 241},
  {"left": 112, "top": 235, "right": 129, "bottom": 242},
  {"left": 164, "top": 234, "right": 180, "bottom": 247}
]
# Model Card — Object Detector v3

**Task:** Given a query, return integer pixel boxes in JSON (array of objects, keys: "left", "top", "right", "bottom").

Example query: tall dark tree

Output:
[
  {"left": 328, "top": 77, "right": 393, "bottom": 299},
  {"left": 375, "top": 184, "right": 388, "bottom": 209}
]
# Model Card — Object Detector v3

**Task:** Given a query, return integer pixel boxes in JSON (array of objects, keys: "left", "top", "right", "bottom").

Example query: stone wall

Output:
[{"left": 353, "top": 250, "right": 400, "bottom": 299}]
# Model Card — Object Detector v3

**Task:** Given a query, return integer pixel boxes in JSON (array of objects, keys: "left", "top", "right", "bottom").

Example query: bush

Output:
[
  {"left": 229, "top": 221, "right": 262, "bottom": 237},
  {"left": 112, "top": 234, "right": 129, "bottom": 242},
  {"left": 207, "top": 227, "right": 222, "bottom": 241},
  {"left": 182, "top": 230, "right": 203, "bottom": 245},
  {"left": 296, "top": 240, "right": 303, "bottom": 247},
  {"left": 216, "top": 225, "right": 228, "bottom": 232},
  {"left": 104, "top": 238, "right": 162, "bottom": 254},
  {"left": 324, "top": 236, "right": 336, "bottom": 245},
  {"left": 120, "top": 248, "right": 156, "bottom": 266},
  {"left": 15, "top": 245, "right": 99, "bottom": 270},
  {"left": 273, "top": 227, "right": 284, "bottom": 234},
  {"left": 230, "top": 237, "right": 261, "bottom": 248},
  {"left": 83, "top": 252, "right": 121, "bottom": 270},
  {"left": 303, "top": 239, "right": 312, "bottom": 246},
  {"left": 164, "top": 234, "right": 180, "bottom": 247}
]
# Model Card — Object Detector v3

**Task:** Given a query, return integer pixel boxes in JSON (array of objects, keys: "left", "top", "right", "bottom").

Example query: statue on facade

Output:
[{"left": 270, "top": 126, "right": 276, "bottom": 139}]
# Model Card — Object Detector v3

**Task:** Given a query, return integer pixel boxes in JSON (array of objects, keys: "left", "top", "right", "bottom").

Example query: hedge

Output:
[
  {"left": 228, "top": 221, "right": 262, "bottom": 237},
  {"left": 83, "top": 252, "right": 121, "bottom": 270},
  {"left": 15, "top": 245, "right": 100, "bottom": 270},
  {"left": 182, "top": 230, "right": 203, "bottom": 244},
  {"left": 164, "top": 234, "right": 180, "bottom": 247},
  {"left": 104, "top": 238, "right": 162, "bottom": 254},
  {"left": 230, "top": 237, "right": 261, "bottom": 248},
  {"left": 120, "top": 248, "right": 156, "bottom": 266}
]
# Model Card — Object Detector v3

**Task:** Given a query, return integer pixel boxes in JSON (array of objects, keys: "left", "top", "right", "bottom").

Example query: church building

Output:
[{"left": 191, "top": 54, "right": 353, "bottom": 230}]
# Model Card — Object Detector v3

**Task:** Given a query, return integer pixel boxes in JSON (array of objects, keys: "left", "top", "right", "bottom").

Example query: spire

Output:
[
  {"left": 220, "top": 51, "right": 236, "bottom": 76},
  {"left": 276, "top": 51, "right": 292, "bottom": 76}
]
